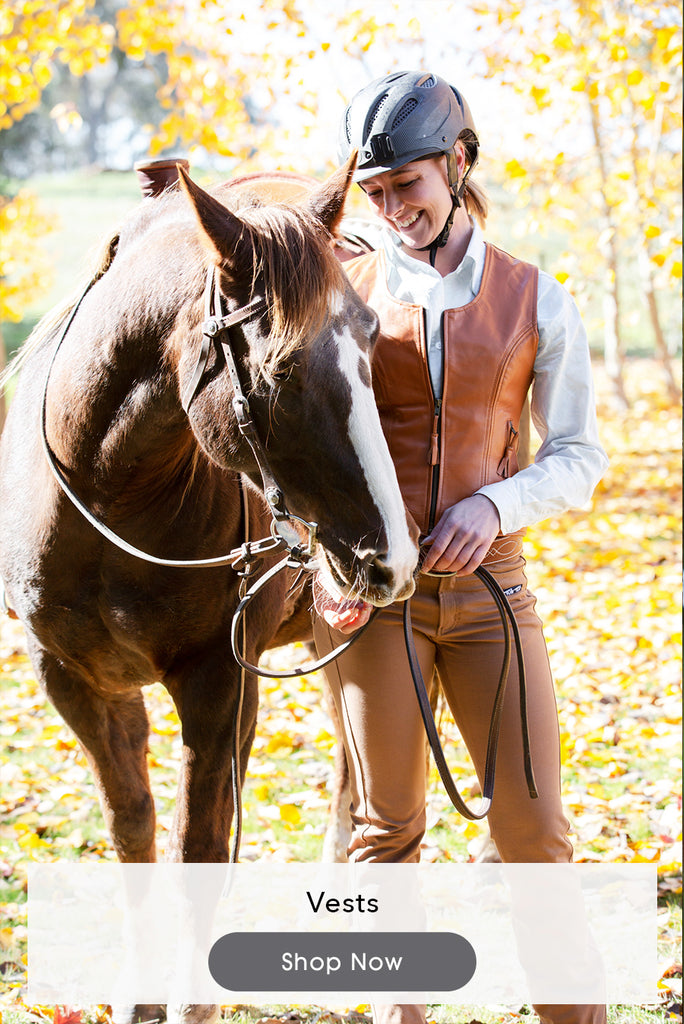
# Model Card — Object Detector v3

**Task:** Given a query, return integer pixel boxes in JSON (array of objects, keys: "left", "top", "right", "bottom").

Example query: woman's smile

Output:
[
  {"left": 362, "top": 156, "right": 455, "bottom": 252},
  {"left": 394, "top": 210, "right": 421, "bottom": 230}
]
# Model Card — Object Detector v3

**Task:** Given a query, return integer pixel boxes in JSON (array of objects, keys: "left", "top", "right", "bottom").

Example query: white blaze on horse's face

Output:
[{"left": 326, "top": 322, "right": 418, "bottom": 606}]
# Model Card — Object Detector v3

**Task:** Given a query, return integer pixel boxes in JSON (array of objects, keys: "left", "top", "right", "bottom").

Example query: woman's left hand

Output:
[
  {"left": 321, "top": 601, "right": 373, "bottom": 634},
  {"left": 421, "top": 494, "right": 501, "bottom": 576}
]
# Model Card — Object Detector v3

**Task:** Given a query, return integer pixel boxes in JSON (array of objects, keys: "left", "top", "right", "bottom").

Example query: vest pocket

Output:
[{"left": 497, "top": 421, "right": 520, "bottom": 479}]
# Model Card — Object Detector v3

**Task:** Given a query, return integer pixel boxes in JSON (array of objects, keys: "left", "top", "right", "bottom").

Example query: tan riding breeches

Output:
[{"left": 313, "top": 557, "right": 606, "bottom": 1024}]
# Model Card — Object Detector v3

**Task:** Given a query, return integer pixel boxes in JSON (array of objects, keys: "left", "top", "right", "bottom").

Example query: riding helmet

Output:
[{"left": 338, "top": 70, "right": 479, "bottom": 192}]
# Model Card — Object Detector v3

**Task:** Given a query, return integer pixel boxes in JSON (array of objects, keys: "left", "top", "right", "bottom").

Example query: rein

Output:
[
  {"left": 230, "top": 551, "right": 538, "bottom": 823},
  {"left": 38, "top": 266, "right": 537, "bottom": 860}
]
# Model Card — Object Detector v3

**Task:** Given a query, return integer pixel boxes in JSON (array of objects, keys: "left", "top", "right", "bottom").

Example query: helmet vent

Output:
[
  {"left": 367, "top": 94, "right": 388, "bottom": 132},
  {"left": 420, "top": 75, "right": 436, "bottom": 89},
  {"left": 392, "top": 98, "right": 418, "bottom": 129}
]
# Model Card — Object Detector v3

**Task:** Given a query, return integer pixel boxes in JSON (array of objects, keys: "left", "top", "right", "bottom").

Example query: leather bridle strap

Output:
[
  {"left": 230, "top": 554, "right": 380, "bottom": 678},
  {"left": 229, "top": 550, "right": 538, "bottom": 820},
  {"left": 184, "top": 266, "right": 292, "bottom": 524}
]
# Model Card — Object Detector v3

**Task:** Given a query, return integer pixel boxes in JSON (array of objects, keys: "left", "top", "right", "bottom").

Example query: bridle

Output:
[
  {"left": 39, "top": 265, "right": 537, "bottom": 863},
  {"left": 40, "top": 267, "right": 308, "bottom": 572}
]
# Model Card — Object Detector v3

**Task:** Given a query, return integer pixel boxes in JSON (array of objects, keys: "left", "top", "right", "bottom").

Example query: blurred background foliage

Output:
[{"left": 0, "top": 0, "right": 681, "bottom": 426}]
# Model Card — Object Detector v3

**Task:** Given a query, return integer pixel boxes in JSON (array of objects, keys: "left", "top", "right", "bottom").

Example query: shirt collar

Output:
[{"left": 382, "top": 220, "right": 486, "bottom": 291}]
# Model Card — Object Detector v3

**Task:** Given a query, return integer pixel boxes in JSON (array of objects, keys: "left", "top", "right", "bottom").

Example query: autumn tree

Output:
[
  {"left": 473, "top": 0, "right": 682, "bottom": 405},
  {"left": 0, "top": 0, "right": 115, "bottom": 428},
  {"left": 114, "top": 0, "right": 423, "bottom": 170}
]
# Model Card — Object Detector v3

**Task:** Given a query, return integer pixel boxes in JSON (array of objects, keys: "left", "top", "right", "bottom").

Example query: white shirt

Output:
[{"left": 380, "top": 225, "right": 609, "bottom": 535}]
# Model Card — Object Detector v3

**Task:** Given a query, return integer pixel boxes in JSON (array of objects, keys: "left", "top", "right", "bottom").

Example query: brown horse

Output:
[{"left": 0, "top": 157, "right": 419, "bottom": 892}]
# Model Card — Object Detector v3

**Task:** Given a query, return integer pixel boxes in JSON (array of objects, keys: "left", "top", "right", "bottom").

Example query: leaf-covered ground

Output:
[{"left": 0, "top": 359, "right": 681, "bottom": 1024}]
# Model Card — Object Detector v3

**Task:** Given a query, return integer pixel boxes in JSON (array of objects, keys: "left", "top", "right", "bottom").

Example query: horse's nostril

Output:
[
  {"left": 367, "top": 555, "right": 393, "bottom": 589},
  {"left": 365, "top": 553, "right": 417, "bottom": 603}
]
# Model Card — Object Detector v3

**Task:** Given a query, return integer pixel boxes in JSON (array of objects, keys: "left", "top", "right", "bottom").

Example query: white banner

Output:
[{"left": 27, "top": 862, "right": 656, "bottom": 1006}]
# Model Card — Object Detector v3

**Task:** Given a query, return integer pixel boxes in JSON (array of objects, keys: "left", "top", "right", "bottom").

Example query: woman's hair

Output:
[
  {"left": 462, "top": 176, "right": 488, "bottom": 227},
  {"left": 457, "top": 129, "right": 488, "bottom": 227}
]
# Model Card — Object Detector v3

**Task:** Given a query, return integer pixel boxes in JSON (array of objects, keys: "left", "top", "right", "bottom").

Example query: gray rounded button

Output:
[{"left": 209, "top": 931, "right": 476, "bottom": 991}]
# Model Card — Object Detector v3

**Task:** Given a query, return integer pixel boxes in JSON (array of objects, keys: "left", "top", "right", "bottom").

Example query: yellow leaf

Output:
[
  {"left": 554, "top": 31, "right": 573, "bottom": 50},
  {"left": 530, "top": 84, "right": 549, "bottom": 106},
  {"left": 279, "top": 803, "right": 301, "bottom": 824},
  {"left": 266, "top": 730, "right": 294, "bottom": 753},
  {"left": 671, "top": 261, "right": 682, "bottom": 279},
  {"left": 645, "top": 224, "right": 661, "bottom": 238},
  {"left": 505, "top": 158, "right": 528, "bottom": 180}
]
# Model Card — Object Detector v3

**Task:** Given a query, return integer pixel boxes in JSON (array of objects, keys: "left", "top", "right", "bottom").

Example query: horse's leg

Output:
[
  {"left": 162, "top": 654, "right": 259, "bottom": 1024},
  {"left": 322, "top": 680, "right": 352, "bottom": 863},
  {"left": 165, "top": 652, "right": 258, "bottom": 862},
  {"left": 27, "top": 643, "right": 163, "bottom": 1024},
  {"left": 29, "top": 643, "right": 157, "bottom": 862}
]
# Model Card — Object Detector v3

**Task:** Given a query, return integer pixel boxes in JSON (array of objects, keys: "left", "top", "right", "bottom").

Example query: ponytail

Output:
[{"left": 463, "top": 178, "right": 488, "bottom": 227}]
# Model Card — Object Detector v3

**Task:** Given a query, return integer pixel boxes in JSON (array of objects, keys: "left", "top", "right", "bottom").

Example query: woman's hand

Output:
[
  {"left": 421, "top": 494, "right": 501, "bottom": 576},
  {"left": 321, "top": 600, "right": 373, "bottom": 634},
  {"left": 313, "top": 575, "right": 373, "bottom": 634}
]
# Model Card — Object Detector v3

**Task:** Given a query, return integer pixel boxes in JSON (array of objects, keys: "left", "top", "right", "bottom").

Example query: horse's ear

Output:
[
  {"left": 305, "top": 150, "right": 357, "bottom": 234},
  {"left": 178, "top": 164, "right": 248, "bottom": 264}
]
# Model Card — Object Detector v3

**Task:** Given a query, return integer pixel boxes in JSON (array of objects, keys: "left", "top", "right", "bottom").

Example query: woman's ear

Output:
[{"left": 454, "top": 140, "right": 468, "bottom": 177}]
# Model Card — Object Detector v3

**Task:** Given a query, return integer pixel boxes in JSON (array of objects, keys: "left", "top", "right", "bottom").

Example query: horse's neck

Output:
[{"left": 44, "top": 269, "right": 199, "bottom": 495}]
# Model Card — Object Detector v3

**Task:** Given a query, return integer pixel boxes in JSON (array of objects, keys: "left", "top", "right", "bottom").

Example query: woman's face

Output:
[{"left": 360, "top": 155, "right": 454, "bottom": 250}]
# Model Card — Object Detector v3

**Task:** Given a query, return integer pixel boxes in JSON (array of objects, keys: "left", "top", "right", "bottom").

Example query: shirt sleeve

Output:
[{"left": 476, "top": 271, "right": 609, "bottom": 535}]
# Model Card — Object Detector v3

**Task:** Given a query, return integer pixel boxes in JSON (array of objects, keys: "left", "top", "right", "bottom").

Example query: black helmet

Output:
[{"left": 339, "top": 70, "right": 478, "bottom": 193}]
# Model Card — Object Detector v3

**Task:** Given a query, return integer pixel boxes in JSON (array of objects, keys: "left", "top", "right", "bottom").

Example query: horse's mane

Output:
[
  {"left": 0, "top": 189, "right": 347, "bottom": 393},
  {"left": 231, "top": 196, "right": 347, "bottom": 382}
]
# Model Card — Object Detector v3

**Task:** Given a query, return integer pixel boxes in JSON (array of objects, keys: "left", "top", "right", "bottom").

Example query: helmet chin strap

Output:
[
  {"left": 416, "top": 149, "right": 474, "bottom": 268},
  {"left": 417, "top": 196, "right": 458, "bottom": 267}
]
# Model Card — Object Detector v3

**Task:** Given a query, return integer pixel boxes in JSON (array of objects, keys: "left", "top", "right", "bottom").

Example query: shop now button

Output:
[{"left": 208, "top": 932, "right": 476, "bottom": 991}]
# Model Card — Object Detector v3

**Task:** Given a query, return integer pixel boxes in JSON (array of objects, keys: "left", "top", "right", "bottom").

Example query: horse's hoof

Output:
[
  {"left": 110, "top": 1005, "right": 166, "bottom": 1024},
  {"left": 166, "top": 1005, "right": 220, "bottom": 1024}
]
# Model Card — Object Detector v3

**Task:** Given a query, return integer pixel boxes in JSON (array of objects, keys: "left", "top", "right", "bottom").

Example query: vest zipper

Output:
[
  {"left": 427, "top": 396, "right": 442, "bottom": 534},
  {"left": 426, "top": 310, "right": 445, "bottom": 535}
]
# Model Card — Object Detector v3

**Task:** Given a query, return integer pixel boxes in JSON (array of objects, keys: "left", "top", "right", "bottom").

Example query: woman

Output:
[{"left": 313, "top": 71, "right": 609, "bottom": 1024}]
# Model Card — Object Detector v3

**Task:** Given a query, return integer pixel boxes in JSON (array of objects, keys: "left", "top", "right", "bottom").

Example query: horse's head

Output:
[{"left": 178, "top": 160, "right": 419, "bottom": 607}]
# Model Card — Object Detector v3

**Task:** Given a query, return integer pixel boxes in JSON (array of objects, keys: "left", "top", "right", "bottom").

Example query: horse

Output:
[{"left": 0, "top": 156, "right": 420, "bottom": 1016}]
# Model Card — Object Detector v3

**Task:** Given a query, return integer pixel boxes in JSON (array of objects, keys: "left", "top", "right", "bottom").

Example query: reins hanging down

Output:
[
  {"left": 231, "top": 551, "right": 538, "bottom": 824},
  {"left": 404, "top": 564, "right": 537, "bottom": 821}
]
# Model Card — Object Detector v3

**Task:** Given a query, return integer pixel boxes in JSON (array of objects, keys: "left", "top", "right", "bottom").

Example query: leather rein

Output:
[{"left": 39, "top": 267, "right": 537, "bottom": 861}]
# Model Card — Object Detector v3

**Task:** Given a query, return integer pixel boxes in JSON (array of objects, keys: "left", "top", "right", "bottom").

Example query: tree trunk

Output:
[
  {"left": 588, "top": 92, "right": 629, "bottom": 409},
  {"left": 639, "top": 254, "right": 681, "bottom": 401},
  {"left": 628, "top": 108, "right": 681, "bottom": 403}
]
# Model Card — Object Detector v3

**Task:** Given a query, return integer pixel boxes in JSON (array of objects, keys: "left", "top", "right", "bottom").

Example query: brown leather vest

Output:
[{"left": 345, "top": 243, "right": 539, "bottom": 555}]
